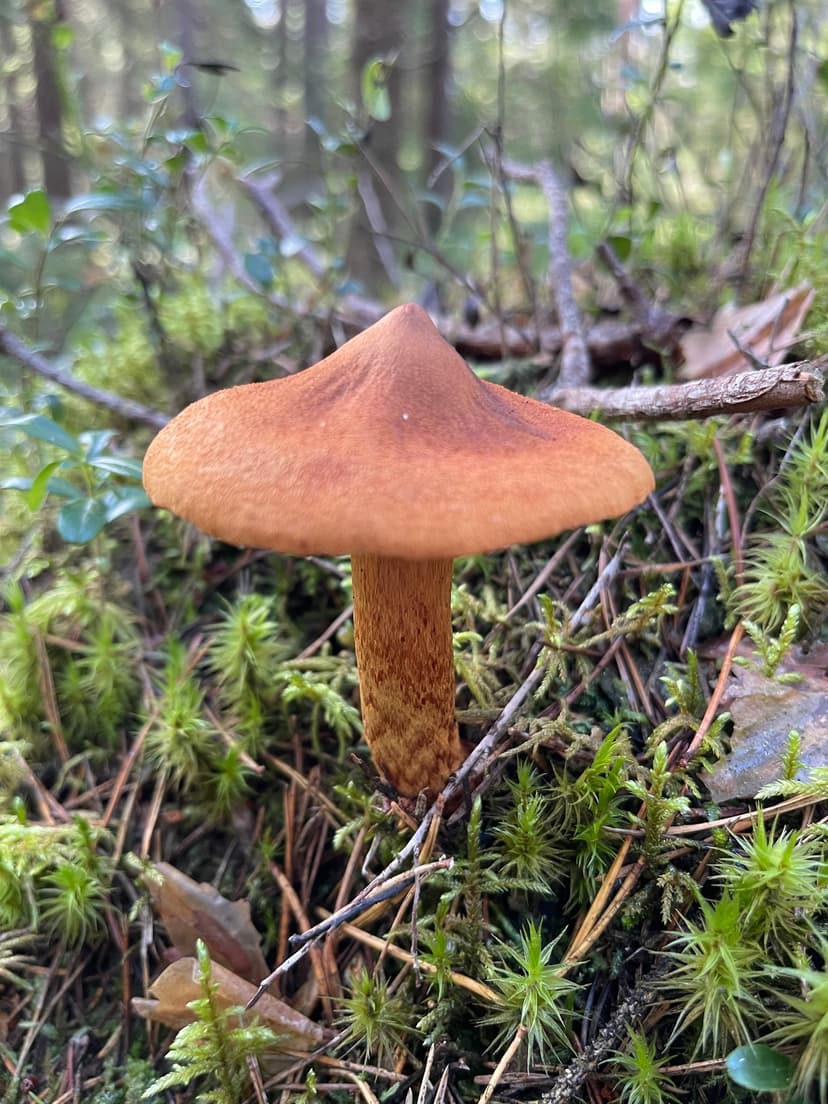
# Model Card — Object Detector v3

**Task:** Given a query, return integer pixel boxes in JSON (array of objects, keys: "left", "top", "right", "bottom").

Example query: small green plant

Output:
[
  {"left": 0, "top": 584, "right": 44, "bottom": 744},
  {"left": 756, "top": 766, "right": 828, "bottom": 802},
  {"left": 279, "top": 666, "right": 362, "bottom": 758},
  {"left": 1, "top": 414, "right": 150, "bottom": 543},
  {"left": 733, "top": 412, "right": 828, "bottom": 632},
  {"left": 555, "top": 726, "right": 632, "bottom": 903},
  {"left": 492, "top": 762, "right": 565, "bottom": 892},
  {"left": 206, "top": 592, "right": 290, "bottom": 708},
  {"left": 716, "top": 814, "right": 826, "bottom": 954},
  {"left": 481, "top": 921, "right": 578, "bottom": 1067},
  {"left": 39, "top": 861, "right": 108, "bottom": 945},
  {"left": 610, "top": 1028, "right": 682, "bottom": 1104},
  {"left": 626, "top": 741, "right": 691, "bottom": 859},
  {"left": 58, "top": 611, "right": 140, "bottom": 749},
  {"left": 763, "top": 951, "right": 828, "bottom": 1103},
  {"left": 0, "top": 929, "right": 35, "bottom": 988},
  {"left": 663, "top": 892, "right": 763, "bottom": 1054},
  {"left": 205, "top": 746, "right": 253, "bottom": 821},
  {"left": 736, "top": 602, "right": 802, "bottom": 680},
  {"left": 145, "top": 640, "right": 223, "bottom": 794},
  {"left": 0, "top": 815, "right": 112, "bottom": 942},
  {"left": 657, "top": 651, "right": 731, "bottom": 766},
  {"left": 418, "top": 899, "right": 457, "bottom": 1007},
  {"left": 143, "top": 940, "right": 280, "bottom": 1103},
  {"left": 338, "top": 966, "right": 417, "bottom": 1065}
]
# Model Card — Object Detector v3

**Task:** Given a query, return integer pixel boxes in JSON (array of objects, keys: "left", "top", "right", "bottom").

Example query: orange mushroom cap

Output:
[{"left": 143, "top": 304, "right": 654, "bottom": 557}]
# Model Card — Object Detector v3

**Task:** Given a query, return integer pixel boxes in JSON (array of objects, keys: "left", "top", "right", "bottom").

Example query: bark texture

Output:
[{"left": 30, "top": 0, "right": 71, "bottom": 197}]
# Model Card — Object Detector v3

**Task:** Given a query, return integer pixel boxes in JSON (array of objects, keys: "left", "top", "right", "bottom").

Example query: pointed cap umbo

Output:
[{"left": 143, "top": 304, "right": 654, "bottom": 556}]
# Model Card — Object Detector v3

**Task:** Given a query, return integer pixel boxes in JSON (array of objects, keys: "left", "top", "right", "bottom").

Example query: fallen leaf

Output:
[
  {"left": 704, "top": 661, "right": 828, "bottom": 802},
  {"left": 680, "top": 283, "right": 813, "bottom": 380},
  {"left": 147, "top": 862, "right": 269, "bottom": 984},
  {"left": 132, "top": 957, "right": 331, "bottom": 1053}
]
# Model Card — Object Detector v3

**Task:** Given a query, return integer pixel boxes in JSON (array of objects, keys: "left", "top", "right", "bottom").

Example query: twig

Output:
[
  {"left": 287, "top": 859, "right": 454, "bottom": 949},
  {"left": 246, "top": 859, "right": 453, "bottom": 1007},
  {"left": 536, "top": 964, "right": 670, "bottom": 1104},
  {"left": 678, "top": 620, "right": 745, "bottom": 766},
  {"left": 547, "top": 361, "right": 824, "bottom": 419},
  {"left": 596, "top": 240, "right": 683, "bottom": 352},
  {"left": 565, "top": 837, "right": 633, "bottom": 963},
  {"left": 477, "top": 1024, "right": 528, "bottom": 1104},
  {"left": 565, "top": 858, "right": 647, "bottom": 965},
  {"left": 269, "top": 862, "right": 337, "bottom": 1018},
  {"left": 713, "top": 436, "right": 745, "bottom": 584},
  {"left": 0, "top": 327, "right": 169, "bottom": 429},
  {"left": 240, "top": 172, "right": 327, "bottom": 279},
  {"left": 336, "top": 918, "right": 498, "bottom": 1003},
  {"left": 297, "top": 604, "right": 354, "bottom": 659},
  {"left": 503, "top": 158, "right": 592, "bottom": 388},
  {"left": 189, "top": 172, "right": 290, "bottom": 307}
]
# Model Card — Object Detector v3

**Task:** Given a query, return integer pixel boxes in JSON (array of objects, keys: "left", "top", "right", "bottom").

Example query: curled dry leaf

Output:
[
  {"left": 679, "top": 283, "right": 813, "bottom": 380},
  {"left": 132, "top": 956, "right": 331, "bottom": 1052},
  {"left": 148, "top": 862, "right": 269, "bottom": 984},
  {"left": 704, "top": 655, "right": 828, "bottom": 802}
]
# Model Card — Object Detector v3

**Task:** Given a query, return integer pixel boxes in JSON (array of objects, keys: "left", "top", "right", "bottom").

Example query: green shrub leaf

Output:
[
  {"left": 726, "top": 1044, "right": 795, "bottom": 1092},
  {"left": 2, "top": 413, "right": 82, "bottom": 456},
  {"left": 8, "top": 189, "right": 51, "bottom": 237},
  {"left": 58, "top": 498, "right": 110, "bottom": 543}
]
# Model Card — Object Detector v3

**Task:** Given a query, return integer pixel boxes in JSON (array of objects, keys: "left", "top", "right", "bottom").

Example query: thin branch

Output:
[
  {"left": 476, "top": 1024, "right": 528, "bottom": 1104},
  {"left": 190, "top": 171, "right": 290, "bottom": 307},
  {"left": 536, "top": 964, "right": 670, "bottom": 1104},
  {"left": 737, "top": 0, "right": 798, "bottom": 289},
  {"left": 547, "top": 361, "right": 824, "bottom": 420},
  {"left": 596, "top": 240, "right": 684, "bottom": 353},
  {"left": 239, "top": 172, "right": 327, "bottom": 280},
  {"left": 0, "top": 327, "right": 169, "bottom": 430},
  {"left": 503, "top": 158, "right": 592, "bottom": 388}
]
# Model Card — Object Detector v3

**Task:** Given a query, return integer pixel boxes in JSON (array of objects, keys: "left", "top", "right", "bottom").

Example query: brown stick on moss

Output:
[
  {"left": 351, "top": 554, "right": 461, "bottom": 797},
  {"left": 547, "top": 362, "right": 824, "bottom": 420}
]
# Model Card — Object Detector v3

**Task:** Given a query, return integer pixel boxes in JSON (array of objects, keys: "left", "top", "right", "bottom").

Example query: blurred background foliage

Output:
[{"left": 0, "top": 0, "right": 825, "bottom": 337}]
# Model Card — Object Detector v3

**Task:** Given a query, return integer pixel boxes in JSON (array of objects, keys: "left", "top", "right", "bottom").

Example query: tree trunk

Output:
[
  {"left": 273, "top": 0, "right": 289, "bottom": 145},
  {"left": 0, "top": 18, "right": 27, "bottom": 199},
  {"left": 29, "top": 0, "right": 71, "bottom": 198},
  {"left": 303, "top": 0, "right": 327, "bottom": 177},
  {"left": 422, "top": 0, "right": 452, "bottom": 235},
  {"left": 346, "top": 0, "right": 404, "bottom": 294},
  {"left": 173, "top": 0, "right": 201, "bottom": 129}
]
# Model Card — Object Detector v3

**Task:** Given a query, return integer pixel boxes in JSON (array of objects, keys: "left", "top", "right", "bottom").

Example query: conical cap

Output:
[{"left": 143, "top": 304, "right": 654, "bottom": 558}]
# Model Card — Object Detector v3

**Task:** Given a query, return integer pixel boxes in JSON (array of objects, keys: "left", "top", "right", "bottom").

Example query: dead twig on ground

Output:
[
  {"left": 534, "top": 964, "right": 670, "bottom": 1104},
  {"left": 477, "top": 1024, "right": 528, "bottom": 1104},
  {"left": 0, "top": 327, "right": 169, "bottom": 430},
  {"left": 548, "top": 360, "right": 823, "bottom": 419}
]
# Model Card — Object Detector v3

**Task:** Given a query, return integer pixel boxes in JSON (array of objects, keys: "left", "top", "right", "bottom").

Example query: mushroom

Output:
[{"left": 143, "top": 304, "right": 654, "bottom": 797}]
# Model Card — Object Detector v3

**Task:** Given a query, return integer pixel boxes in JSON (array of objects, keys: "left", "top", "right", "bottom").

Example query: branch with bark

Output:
[
  {"left": 0, "top": 327, "right": 170, "bottom": 430},
  {"left": 547, "top": 361, "right": 824, "bottom": 420},
  {"left": 502, "top": 157, "right": 592, "bottom": 388},
  {"left": 7, "top": 160, "right": 818, "bottom": 432}
]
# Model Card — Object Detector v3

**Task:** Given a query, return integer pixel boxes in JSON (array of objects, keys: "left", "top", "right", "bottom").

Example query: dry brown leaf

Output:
[
  {"left": 679, "top": 283, "right": 813, "bottom": 380},
  {"left": 704, "top": 659, "right": 828, "bottom": 802},
  {"left": 148, "top": 862, "right": 269, "bottom": 984},
  {"left": 131, "top": 957, "right": 331, "bottom": 1052}
]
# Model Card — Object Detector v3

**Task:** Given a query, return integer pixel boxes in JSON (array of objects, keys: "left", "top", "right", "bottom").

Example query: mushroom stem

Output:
[{"left": 351, "top": 553, "right": 461, "bottom": 797}]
